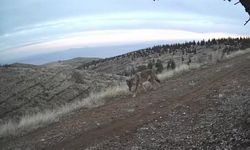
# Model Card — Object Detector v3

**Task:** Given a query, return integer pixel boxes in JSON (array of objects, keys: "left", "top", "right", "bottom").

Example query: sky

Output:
[{"left": 0, "top": 0, "right": 249, "bottom": 64}]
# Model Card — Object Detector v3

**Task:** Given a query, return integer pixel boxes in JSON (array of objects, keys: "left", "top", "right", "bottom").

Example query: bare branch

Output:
[
  {"left": 234, "top": 1, "right": 240, "bottom": 5},
  {"left": 244, "top": 17, "right": 250, "bottom": 25}
]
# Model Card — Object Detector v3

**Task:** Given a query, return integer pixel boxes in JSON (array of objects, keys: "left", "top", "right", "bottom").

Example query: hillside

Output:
[
  {"left": 1, "top": 37, "right": 250, "bottom": 126},
  {"left": 0, "top": 60, "right": 124, "bottom": 124},
  {"left": 0, "top": 37, "right": 250, "bottom": 149},
  {"left": 43, "top": 57, "right": 100, "bottom": 69},
  {"left": 77, "top": 38, "right": 250, "bottom": 76},
  {"left": 1, "top": 46, "right": 250, "bottom": 150}
]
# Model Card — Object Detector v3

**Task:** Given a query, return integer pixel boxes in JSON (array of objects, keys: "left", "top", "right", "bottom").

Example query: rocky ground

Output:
[{"left": 1, "top": 49, "right": 249, "bottom": 149}]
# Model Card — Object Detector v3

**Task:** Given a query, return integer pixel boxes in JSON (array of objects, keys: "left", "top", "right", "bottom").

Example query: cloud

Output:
[
  {"left": 0, "top": 29, "right": 245, "bottom": 63},
  {"left": 0, "top": 0, "right": 249, "bottom": 64},
  {"left": 0, "top": 11, "right": 246, "bottom": 53}
]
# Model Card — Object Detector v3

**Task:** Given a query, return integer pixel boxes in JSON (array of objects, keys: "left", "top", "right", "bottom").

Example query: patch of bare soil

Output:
[{"left": 1, "top": 53, "right": 250, "bottom": 150}]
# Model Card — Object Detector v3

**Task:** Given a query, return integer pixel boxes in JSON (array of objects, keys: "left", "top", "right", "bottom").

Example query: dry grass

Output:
[
  {"left": 0, "top": 64, "right": 205, "bottom": 138},
  {"left": 0, "top": 84, "right": 129, "bottom": 138},
  {"left": 211, "top": 50, "right": 223, "bottom": 63},
  {"left": 1, "top": 48, "right": 249, "bottom": 138},
  {"left": 225, "top": 48, "right": 250, "bottom": 59},
  {"left": 157, "top": 63, "right": 201, "bottom": 81}
]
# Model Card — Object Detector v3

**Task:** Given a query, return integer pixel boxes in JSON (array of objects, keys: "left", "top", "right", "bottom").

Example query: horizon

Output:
[
  {"left": 0, "top": 0, "right": 250, "bottom": 64},
  {"left": 1, "top": 37, "right": 248, "bottom": 65}
]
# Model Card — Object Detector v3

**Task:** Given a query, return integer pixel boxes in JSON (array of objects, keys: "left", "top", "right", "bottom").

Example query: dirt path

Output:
[{"left": 1, "top": 53, "right": 250, "bottom": 150}]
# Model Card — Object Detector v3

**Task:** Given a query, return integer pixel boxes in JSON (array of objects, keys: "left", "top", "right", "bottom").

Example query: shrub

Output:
[
  {"left": 147, "top": 60, "right": 154, "bottom": 69},
  {"left": 167, "top": 59, "right": 176, "bottom": 70},
  {"left": 171, "top": 59, "right": 176, "bottom": 70},
  {"left": 155, "top": 59, "right": 164, "bottom": 73}
]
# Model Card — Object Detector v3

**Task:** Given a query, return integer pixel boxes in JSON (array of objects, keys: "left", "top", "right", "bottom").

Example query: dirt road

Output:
[{"left": 1, "top": 53, "right": 250, "bottom": 149}]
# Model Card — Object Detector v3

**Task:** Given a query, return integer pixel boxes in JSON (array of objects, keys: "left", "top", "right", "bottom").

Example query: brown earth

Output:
[{"left": 1, "top": 53, "right": 250, "bottom": 149}]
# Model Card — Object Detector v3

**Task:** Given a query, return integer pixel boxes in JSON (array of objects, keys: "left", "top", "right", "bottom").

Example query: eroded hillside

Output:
[{"left": 0, "top": 59, "right": 125, "bottom": 124}]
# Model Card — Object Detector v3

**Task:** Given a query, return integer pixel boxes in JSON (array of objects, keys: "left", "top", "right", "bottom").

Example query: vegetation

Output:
[
  {"left": 155, "top": 59, "right": 164, "bottom": 73},
  {"left": 1, "top": 41, "right": 250, "bottom": 138},
  {"left": 167, "top": 59, "right": 176, "bottom": 70},
  {"left": 0, "top": 64, "right": 11, "bottom": 68},
  {"left": 147, "top": 60, "right": 154, "bottom": 69},
  {"left": 147, "top": 59, "right": 163, "bottom": 73},
  {"left": 0, "top": 85, "right": 129, "bottom": 138},
  {"left": 226, "top": 0, "right": 250, "bottom": 25},
  {"left": 77, "top": 37, "right": 250, "bottom": 71},
  {"left": 153, "top": 0, "right": 250, "bottom": 25}
]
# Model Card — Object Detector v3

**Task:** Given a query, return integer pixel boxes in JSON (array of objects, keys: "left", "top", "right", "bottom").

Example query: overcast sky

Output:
[{"left": 0, "top": 0, "right": 249, "bottom": 64}]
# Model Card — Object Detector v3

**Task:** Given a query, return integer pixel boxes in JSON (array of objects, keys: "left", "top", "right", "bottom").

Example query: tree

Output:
[
  {"left": 155, "top": 59, "right": 164, "bottom": 73},
  {"left": 226, "top": 0, "right": 250, "bottom": 25},
  {"left": 170, "top": 59, "right": 176, "bottom": 70},
  {"left": 187, "top": 56, "right": 192, "bottom": 66},
  {"left": 147, "top": 60, "right": 154, "bottom": 69},
  {"left": 167, "top": 59, "right": 176, "bottom": 70},
  {"left": 154, "top": 0, "right": 250, "bottom": 25},
  {"left": 200, "top": 40, "right": 205, "bottom": 46}
]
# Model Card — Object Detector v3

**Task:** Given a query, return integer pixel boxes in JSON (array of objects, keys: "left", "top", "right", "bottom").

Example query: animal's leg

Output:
[
  {"left": 146, "top": 75, "right": 151, "bottom": 82},
  {"left": 152, "top": 83, "right": 157, "bottom": 90},
  {"left": 133, "top": 82, "right": 139, "bottom": 97},
  {"left": 133, "top": 93, "right": 136, "bottom": 97},
  {"left": 142, "top": 82, "right": 147, "bottom": 92},
  {"left": 151, "top": 79, "right": 160, "bottom": 90},
  {"left": 154, "top": 79, "right": 160, "bottom": 87},
  {"left": 148, "top": 80, "right": 156, "bottom": 90}
]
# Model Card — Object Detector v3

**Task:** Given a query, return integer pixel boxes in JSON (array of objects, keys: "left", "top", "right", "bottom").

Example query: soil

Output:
[{"left": 1, "top": 53, "right": 250, "bottom": 150}]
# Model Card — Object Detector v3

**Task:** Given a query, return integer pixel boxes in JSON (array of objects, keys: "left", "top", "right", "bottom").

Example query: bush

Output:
[
  {"left": 187, "top": 57, "right": 192, "bottom": 65},
  {"left": 147, "top": 60, "right": 154, "bottom": 69},
  {"left": 1, "top": 64, "right": 11, "bottom": 68},
  {"left": 167, "top": 59, "right": 176, "bottom": 70},
  {"left": 136, "top": 65, "right": 147, "bottom": 72},
  {"left": 171, "top": 60, "right": 176, "bottom": 70},
  {"left": 155, "top": 59, "right": 164, "bottom": 73}
]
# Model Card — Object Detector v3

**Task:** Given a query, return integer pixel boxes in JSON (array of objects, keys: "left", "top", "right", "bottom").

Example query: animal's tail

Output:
[
  {"left": 152, "top": 70, "right": 161, "bottom": 83},
  {"left": 156, "top": 78, "right": 161, "bottom": 83},
  {"left": 155, "top": 75, "right": 161, "bottom": 83}
]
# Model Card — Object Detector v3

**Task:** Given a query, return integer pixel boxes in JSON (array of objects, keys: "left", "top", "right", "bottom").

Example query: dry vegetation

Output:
[
  {"left": 0, "top": 38, "right": 250, "bottom": 139},
  {"left": 0, "top": 84, "right": 129, "bottom": 137}
]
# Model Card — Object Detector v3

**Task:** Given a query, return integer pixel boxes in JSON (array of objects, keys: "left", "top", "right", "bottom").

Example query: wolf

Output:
[{"left": 126, "top": 69, "right": 161, "bottom": 97}]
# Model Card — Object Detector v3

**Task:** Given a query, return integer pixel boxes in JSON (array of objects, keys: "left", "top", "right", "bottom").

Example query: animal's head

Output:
[{"left": 126, "top": 79, "right": 133, "bottom": 91}]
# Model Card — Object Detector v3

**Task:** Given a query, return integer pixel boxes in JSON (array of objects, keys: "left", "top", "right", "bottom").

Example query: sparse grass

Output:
[
  {"left": 0, "top": 84, "right": 129, "bottom": 138},
  {"left": 1, "top": 48, "right": 249, "bottom": 138},
  {"left": 211, "top": 50, "right": 223, "bottom": 63},
  {"left": 0, "top": 63, "right": 209, "bottom": 138},
  {"left": 225, "top": 48, "right": 250, "bottom": 59},
  {"left": 157, "top": 63, "right": 201, "bottom": 81}
]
